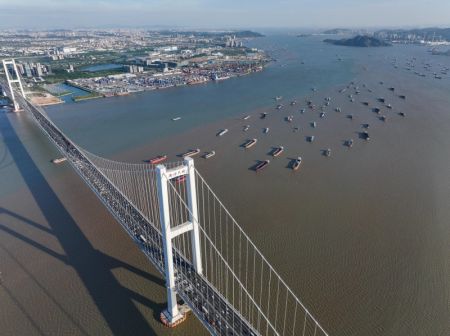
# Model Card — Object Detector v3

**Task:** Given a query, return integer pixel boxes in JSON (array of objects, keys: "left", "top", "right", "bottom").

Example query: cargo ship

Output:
[
  {"left": 217, "top": 129, "right": 228, "bottom": 136},
  {"left": 149, "top": 155, "right": 167, "bottom": 164},
  {"left": 291, "top": 157, "right": 302, "bottom": 171},
  {"left": 243, "top": 139, "right": 257, "bottom": 149},
  {"left": 272, "top": 146, "right": 284, "bottom": 157},
  {"left": 202, "top": 151, "right": 215, "bottom": 159},
  {"left": 254, "top": 160, "right": 270, "bottom": 172},
  {"left": 181, "top": 149, "right": 200, "bottom": 157}
]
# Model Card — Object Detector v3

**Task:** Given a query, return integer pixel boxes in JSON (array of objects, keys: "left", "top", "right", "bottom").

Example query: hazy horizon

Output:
[{"left": 1, "top": 0, "right": 449, "bottom": 30}]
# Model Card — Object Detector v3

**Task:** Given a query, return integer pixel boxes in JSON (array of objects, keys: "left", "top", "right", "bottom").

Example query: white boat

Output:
[
  {"left": 52, "top": 157, "right": 67, "bottom": 164},
  {"left": 243, "top": 115, "right": 251, "bottom": 120},
  {"left": 243, "top": 125, "right": 250, "bottom": 132},
  {"left": 172, "top": 117, "right": 181, "bottom": 121},
  {"left": 243, "top": 139, "right": 257, "bottom": 149},
  {"left": 263, "top": 127, "right": 270, "bottom": 134},
  {"left": 217, "top": 129, "right": 228, "bottom": 136}
]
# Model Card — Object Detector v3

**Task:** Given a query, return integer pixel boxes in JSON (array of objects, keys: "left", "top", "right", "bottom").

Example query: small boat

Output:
[
  {"left": 300, "top": 108, "right": 306, "bottom": 114},
  {"left": 335, "top": 107, "right": 341, "bottom": 112},
  {"left": 276, "top": 104, "right": 283, "bottom": 110},
  {"left": 217, "top": 129, "right": 228, "bottom": 136},
  {"left": 149, "top": 155, "right": 167, "bottom": 164},
  {"left": 172, "top": 117, "right": 181, "bottom": 121},
  {"left": 320, "top": 112, "right": 325, "bottom": 118},
  {"left": 181, "top": 149, "right": 200, "bottom": 157},
  {"left": 386, "top": 104, "right": 392, "bottom": 109},
  {"left": 254, "top": 160, "right": 270, "bottom": 172},
  {"left": 389, "top": 87, "right": 395, "bottom": 91},
  {"left": 290, "top": 100, "right": 297, "bottom": 106},
  {"left": 263, "top": 127, "right": 270, "bottom": 134},
  {"left": 203, "top": 151, "right": 215, "bottom": 159},
  {"left": 347, "top": 114, "right": 353, "bottom": 120},
  {"left": 373, "top": 107, "right": 381, "bottom": 114},
  {"left": 363, "top": 101, "right": 369, "bottom": 106},
  {"left": 243, "top": 115, "right": 251, "bottom": 120},
  {"left": 399, "top": 112, "right": 406, "bottom": 117},
  {"left": 311, "top": 121, "right": 317, "bottom": 128},
  {"left": 378, "top": 97, "right": 385, "bottom": 103},
  {"left": 243, "top": 125, "right": 250, "bottom": 131},
  {"left": 52, "top": 157, "right": 67, "bottom": 164},
  {"left": 261, "top": 112, "right": 268, "bottom": 119},
  {"left": 274, "top": 96, "right": 282, "bottom": 101},
  {"left": 272, "top": 146, "right": 284, "bottom": 157},
  {"left": 308, "top": 135, "right": 315, "bottom": 143},
  {"left": 175, "top": 175, "right": 186, "bottom": 184},
  {"left": 380, "top": 115, "right": 387, "bottom": 122},
  {"left": 286, "top": 116, "right": 293, "bottom": 122},
  {"left": 243, "top": 139, "right": 257, "bottom": 149},
  {"left": 362, "top": 123, "right": 370, "bottom": 129},
  {"left": 399, "top": 95, "right": 406, "bottom": 100},
  {"left": 291, "top": 157, "right": 302, "bottom": 171},
  {"left": 346, "top": 139, "right": 354, "bottom": 148},
  {"left": 324, "top": 148, "right": 331, "bottom": 157}
]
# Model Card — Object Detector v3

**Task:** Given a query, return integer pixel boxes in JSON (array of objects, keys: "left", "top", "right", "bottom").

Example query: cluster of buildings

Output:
[{"left": 16, "top": 62, "right": 52, "bottom": 79}]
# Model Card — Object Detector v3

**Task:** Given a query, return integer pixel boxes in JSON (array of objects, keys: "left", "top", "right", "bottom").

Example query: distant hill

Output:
[
  {"left": 324, "top": 35, "right": 391, "bottom": 47},
  {"left": 322, "top": 28, "right": 353, "bottom": 35}
]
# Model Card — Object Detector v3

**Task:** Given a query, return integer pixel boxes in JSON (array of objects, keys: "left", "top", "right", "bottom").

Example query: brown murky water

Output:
[{"left": 1, "top": 38, "right": 449, "bottom": 336}]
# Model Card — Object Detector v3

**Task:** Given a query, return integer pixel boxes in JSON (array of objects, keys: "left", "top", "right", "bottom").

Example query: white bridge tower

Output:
[
  {"left": 2, "top": 59, "right": 25, "bottom": 112},
  {"left": 156, "top": 157, "right": 202, "bottom": 327}
]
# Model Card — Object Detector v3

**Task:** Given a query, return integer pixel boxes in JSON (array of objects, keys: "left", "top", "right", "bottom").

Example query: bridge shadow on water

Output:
[{"left": 0, "top": 111, "right": 165, "bottom": 335}]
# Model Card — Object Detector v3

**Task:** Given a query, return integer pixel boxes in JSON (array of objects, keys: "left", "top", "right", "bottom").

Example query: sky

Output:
[{"left": 0, "top": 0, "right": 449, "bottom": 30}]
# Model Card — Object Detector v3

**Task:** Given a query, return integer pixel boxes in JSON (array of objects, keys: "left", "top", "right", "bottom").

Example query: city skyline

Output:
[{"left": 1, "top": 0, "right": 450, "bottom": 30}]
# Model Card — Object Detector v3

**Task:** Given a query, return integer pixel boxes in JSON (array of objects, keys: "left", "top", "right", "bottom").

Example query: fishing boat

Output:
[
  {"left": 243, "top": 139, "right": 257, "bottom": 149},
  {"left": 181, "top": 149, "right": 200, "bottom": 157},
  {"left": 335, "top": 107, "right": 341, "bottom": 112},
  {"left": 320, "top": 112, "right": 325, "bottom": 118},
  {"left": 263, "top": 127, "right": 270, "bottom": 134},
  {"left": 399, "top": 95, "right": 406, "bottom": 100},
  {"left": 254, "top": 160, "right": 270, "bottom": 172},
  {"left": 172, "top": 117, "right": 181, "bottom": 121},
  {"left": 243, "top": 115, "right": 251, "bottom": 120},
  {"left": 347, "top": 114, "right": 353, "bottom": 120},
  {"left": 361, "top": 131, "right": 370, "bottom": 141},
  {"left": 399, "top": 112, "right": 406, "bottom": 117},
  {"left": 203, "top": 151, "right": 216, "bottom": 159},
  {"left": 243, "top": 125, "right": 250, "bottom": 131},
  {"left": 386, "top": 104, "right": 392, "bottom": 109},
  {"left": 380, "top": 115, "right": 387, "bottom": 122},
  {"left": 52, "top": 157, "right": 67, "bottom": 164},
  {"left": 276, "top": 104, "right": 283, "bottom": 110},
  {"left": 300, "top": 108, "right": 306, "bottom": 114},
  {"left": 324, "top": 148, "right": 331, "bottom": 157},
  {"left": 272, "top": 146, "right": 284, "bottom": 157},
  {"left": 286, "top": 116, "right": 293, "bottom": 122},
  {"left": 291, "top": 157, "right": 302, "bottom": 171},
  {"left": 261, "top": 112, "right": 268, "bottom": 119},
  {"left": 290, "top": 100, "right": 297, "bottom": 106},
  {"left": 308, "top": 135, "right": 315, "bottom": 142},
  {"left": 311, "top": 122, "right": 317, "bottom": 128},
  {"left": 149, "top": 155, "right": 167, "bottom": 164},
  {"left": 274, "top": 96, "right": 282, "bottom": 101},
  {"left": 217, "top": 129, "right": 228, "bottom": 136}
]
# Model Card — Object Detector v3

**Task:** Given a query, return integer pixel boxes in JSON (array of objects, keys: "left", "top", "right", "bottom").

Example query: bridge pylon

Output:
[
  {"left": 2, "top": 59, "right": 25, "bottom": 112},
  {"left": 156, "top": 157, "right": 202, "bottom": 327}
]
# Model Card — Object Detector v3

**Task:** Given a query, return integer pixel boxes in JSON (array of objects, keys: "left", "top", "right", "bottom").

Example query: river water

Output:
[{"left": 1, "top": 34, "right": 449, "bottom": 336}]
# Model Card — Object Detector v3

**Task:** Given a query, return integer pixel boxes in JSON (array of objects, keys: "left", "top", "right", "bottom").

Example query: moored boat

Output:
[
  {"left": 149, "top": 155, "right": 167, "bottom": 164},
  {"left": 181, "top": 149, "right": 200, "bottom": 157},
  {"left": 172, "top": 117, "right": 181, "bottom": 121},
  {"left": 243, "top": 125, "right": 250, "bottom": 131},
  {"left": 254, "top": 160, "right": 270, "bottom": 172},
  {"left": 346, "top": 139, "right": 354, "bottom": 148},
  {"left": 243, "top": 115, "right": 251, "bottom": 120},
  {"left": 261, "top": 112, "right": 268, "bottom": 119},
  {"left": 217, "top": 129, "right": 229, "bottom": 136},
  {"left": 272, "top": 146, "right": 284, "bottom": 157},
  {"left": 324, "top": 148, "right": 331, "bottom": 157},
  {"left": 320, "top": 112, "right": 325, "bottom": 118},
  {"left": 203, "top": 151, "right": 216, "bottom": 159},
  {"left": 308, "top": 135, "right": 315, "bottom": 142},
  {"left": 291, "top": 157, "right": 302, "bottom": 171},
  {"left": 243, "top": 138, "right": 257, "bottom": 149},
  {"left": 361, "top": 131, "right": 370, "bottom": 141},
  {"left": 263, "top": 127, "right": 270, "bottom": 134}
]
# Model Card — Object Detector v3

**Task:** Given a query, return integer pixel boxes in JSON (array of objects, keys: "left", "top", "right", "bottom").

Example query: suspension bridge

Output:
[{"left": 1, "top": 59, "right": 330, "bottom": 336}]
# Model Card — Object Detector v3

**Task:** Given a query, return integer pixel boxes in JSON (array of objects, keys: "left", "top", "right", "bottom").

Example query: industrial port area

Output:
[{"left": 0, "top": 29, "right": 269, "bottom": 103}]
